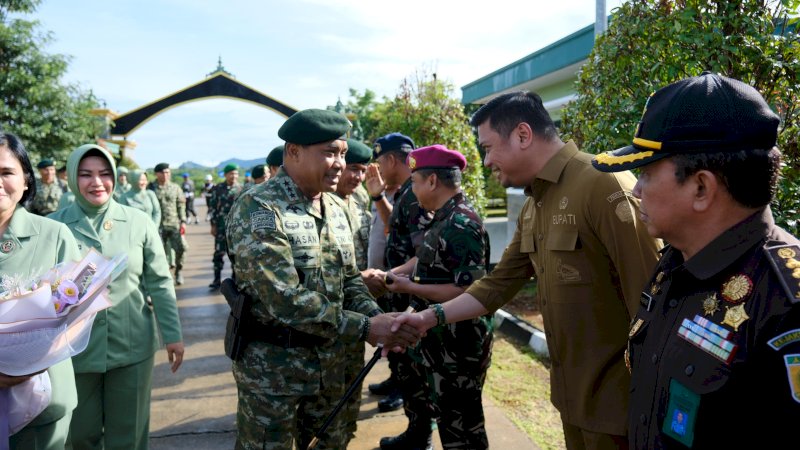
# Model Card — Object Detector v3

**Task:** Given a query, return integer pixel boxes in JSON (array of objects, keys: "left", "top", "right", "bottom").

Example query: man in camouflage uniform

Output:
[
  {"left": 28, "top": 158, "right": 63, "bottom": 215},
  {"left": 225, "top": 109, "right": 420, "bottom": 449},
  {"left": 385, "top": 145, "right": 493, "bottom": 449},
  {"left": 334, "top": 139, "right": 384, "bottom": 444},
  {"left": 153, "top": 162, "right": 187, "bottom": 285},
  {"left": 113, "top": 166, "right": 132, "bottom": 201},
  {"left": 366, "top": 132, "right": 435, "bottom": 449},
  {"left": 266, "top": 144, "right": 283, "bottom": 178},
  {"left": 207, "top": 163, "right": 243, "bottom": 289}
]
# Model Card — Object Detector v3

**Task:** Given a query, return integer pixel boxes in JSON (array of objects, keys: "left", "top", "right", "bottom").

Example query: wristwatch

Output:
[{"left": 371, "top": 192, "right": 384, "bottom": 201}]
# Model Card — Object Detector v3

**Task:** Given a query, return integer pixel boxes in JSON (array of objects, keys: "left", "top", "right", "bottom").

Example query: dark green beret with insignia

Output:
[
  {"left": 251, "top": 164, "right": 266, "bottom": 179},
  {"left": 345, "top": 139, "right": 372, "bottom": 164},
  {"left": 37, "top": 159, "right": 55, "bottom": 169},
  {"left": 278, "top": 109, "right": 351, "bottom": 145},
  {"left": 223, "top": 163, "right": 238, "bottom": 174},
  {"left": 266, "top": 145, "right": 284, "bottom": 167},
  {"left": 154, "top": 162, "right": 169, "bottom": 173}
]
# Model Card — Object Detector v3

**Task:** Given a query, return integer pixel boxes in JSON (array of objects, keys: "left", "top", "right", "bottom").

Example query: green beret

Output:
[
  {"left": 345, "top": 139, "right": 372, "bottom": 165},
  {"left": 223, "top": 163, "right": 238, "bottom": 174},
  {"left": 251, "top": 164, "right": 266, "bottom": 179},
  {"left": 278, "top": 109, "right": 351, "bottom": 145},
  {"left": 117, "top": 166, "right": 129, "bottom": 174},
  {"left": 37, "top": 159, "right": 55, "bottom": 169},
  {"left": 266, "top": 145, "right": 284, "bottom": 167},
  {"left": 154, "top": 162, "right": 169, "bottom": 173}
]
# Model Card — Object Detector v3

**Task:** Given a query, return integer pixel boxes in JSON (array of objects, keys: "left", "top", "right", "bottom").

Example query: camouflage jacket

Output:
[
  {"left": 208, "top": 181, "right": 243, "bottom": 230},
  {"left": 337, "top": 186, "right": 371, "bottom": 271},
  {"left": 29, "top": 180, "right": 63, "bottom": 216},
  {"left": 226, "top": 170, "right": 380, "bottom": 345},
  {"left": 154, "top": 181, "right": 186, "bottom": 230},
  {"left": 385, "top": 178, "right": 432, "bottom": 268},
  {"left": 415, "top": 192, "right": 493, "bottom": 373}
]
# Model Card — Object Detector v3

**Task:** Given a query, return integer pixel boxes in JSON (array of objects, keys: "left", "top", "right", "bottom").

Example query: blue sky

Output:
[{"left": 33, "top": 0, "right": 623, "bottom": 169}]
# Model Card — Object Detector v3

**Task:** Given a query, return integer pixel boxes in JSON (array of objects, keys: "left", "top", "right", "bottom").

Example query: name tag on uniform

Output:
[{"left": 662, "top": 379, "right": 699, "bottom": 447}]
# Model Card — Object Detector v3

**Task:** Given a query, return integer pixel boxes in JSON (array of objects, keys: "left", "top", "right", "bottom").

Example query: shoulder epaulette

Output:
[{"left": 764, "top": 244, "right": 800, "bottom": 304}]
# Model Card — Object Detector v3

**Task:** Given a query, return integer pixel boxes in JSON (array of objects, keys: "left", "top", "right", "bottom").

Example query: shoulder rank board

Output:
[{"left": 764, "top": 244, "right": 800, "bottom": 304}]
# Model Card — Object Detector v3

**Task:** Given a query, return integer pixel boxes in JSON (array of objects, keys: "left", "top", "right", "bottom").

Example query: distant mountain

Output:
[{"left": 177, "top": 157, "right": 265, "bottom": 171}]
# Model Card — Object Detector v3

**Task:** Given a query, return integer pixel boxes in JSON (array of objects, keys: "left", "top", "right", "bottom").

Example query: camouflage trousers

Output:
[
  {"left": 396, "top": 347, "right": 435, "bottom": 435},
  {"left": 342, "top": 340, "right": 366, "bottom": 444},
  {"left": 160, "top": 227, "right": 186, "bottom": 271},
  {"left": 232, "top": 341, "right": 348, "bottom": 450},
  {"left": 213, "top": 232, "right": 234, "bottom": 273}
]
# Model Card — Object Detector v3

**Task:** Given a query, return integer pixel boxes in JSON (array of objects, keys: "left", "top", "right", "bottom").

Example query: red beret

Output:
[{"left": 407, "top": 145, "right": 467, "bottom": 172}]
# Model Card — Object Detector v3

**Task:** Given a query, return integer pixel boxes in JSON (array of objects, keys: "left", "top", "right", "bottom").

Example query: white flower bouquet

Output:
[{"left": 0, "top": 249, "right": 123, "bottom": 437}]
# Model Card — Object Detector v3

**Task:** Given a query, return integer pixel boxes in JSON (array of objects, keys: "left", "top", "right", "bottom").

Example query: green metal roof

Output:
[{"left": 462, "top": 23, "right": 595, "bottom": 104}]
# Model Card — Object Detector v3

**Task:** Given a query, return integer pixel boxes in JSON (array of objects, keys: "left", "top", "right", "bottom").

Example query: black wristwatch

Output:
[{"left": 371, "top": 192, "right": 384, "bottom": 201}]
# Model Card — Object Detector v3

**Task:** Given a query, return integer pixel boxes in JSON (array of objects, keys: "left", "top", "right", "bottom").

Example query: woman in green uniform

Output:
[
  {"left": 118, "top": 169, "right": 161, "bottom": 225},
  {"left": 0, "top": 132, "right": 81, "bottom": 450},
  {"left": 49, "top": 144, "right": 184, "bottom": 450}
]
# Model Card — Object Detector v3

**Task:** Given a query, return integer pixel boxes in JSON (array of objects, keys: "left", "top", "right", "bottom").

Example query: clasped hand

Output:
[{"left": 367, "top": 313, "right": 423, "bottom": 353}]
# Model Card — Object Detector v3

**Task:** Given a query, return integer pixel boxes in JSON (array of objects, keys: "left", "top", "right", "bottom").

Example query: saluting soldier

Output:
[
  {"left": 207, "top": 163, "right": 242, "bottom": 289},
  {"left": 593, "top": 72, "right": 800, "bottom": 448},
  {"left": 0, "top": 132, "right": 80, "bottom": 450},
  {"left": 153, "top": 162, "right": 187, "bottom": 285},
  {"left": 225, "top": 109, "right": 419, "bottom": 449},
  {"left": 28, "top": 158, "right": 63, "bottom": 216},
  {"left": 385, "top": 144, "right": 493, "bottom": 449}
]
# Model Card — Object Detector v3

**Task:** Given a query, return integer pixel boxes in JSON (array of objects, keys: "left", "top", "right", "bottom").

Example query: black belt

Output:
[{"left": 250, "top": 321, "right": 328, "bottom": 349}]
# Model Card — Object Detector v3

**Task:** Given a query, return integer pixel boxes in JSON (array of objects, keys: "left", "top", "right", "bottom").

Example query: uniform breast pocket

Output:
[
  {"left": 668, "top": 334, "right": 732, "bottom": 395},
  {"left": 546, "top": 230, "right": 592, "bottom": 285}
]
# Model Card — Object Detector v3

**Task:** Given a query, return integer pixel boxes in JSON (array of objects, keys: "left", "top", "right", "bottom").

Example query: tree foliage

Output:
[
  {"left": 333, "top": 70, "right": 487, "bottom": 216},
  {"left": 0, "top": 0, "right": 103, "bottom": 164},
  {"left": 561, "top": 0, "right": 800, "bottom": 233}
]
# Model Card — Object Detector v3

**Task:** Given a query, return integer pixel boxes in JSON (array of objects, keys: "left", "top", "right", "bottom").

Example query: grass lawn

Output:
[{"left": 485, "top": 336, "right": 565, "bottom": 450}]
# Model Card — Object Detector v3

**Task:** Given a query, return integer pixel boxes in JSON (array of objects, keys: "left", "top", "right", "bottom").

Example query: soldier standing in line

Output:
[
  {"left": 28, "top": 158, "right": 63, "bottom": 216},
  {"left": 153, "top": 162, "right": 187, "bottom": 285},
  {"left": 384, "top": 144, "right": 493, "bottom": 449},
  {"left": 225, "top": 108, "right": 420, "bottom": 449},
  {"left": 113, "top": 166, "right": 131, "bottom": 201},
  {"left": 334, "top": 138, "right": 385, "bottom": 444},
  {"left": 366, "top": 132, "right": 435, "bottom": 450},
  {"left": 207, "top": 163, "right": 242, "bottom": 289}
]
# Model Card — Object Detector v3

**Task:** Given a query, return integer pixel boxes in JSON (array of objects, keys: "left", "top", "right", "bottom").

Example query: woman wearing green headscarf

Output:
[
  {"left": 0, "top": 131, "right": 80, "bottom": 450},
  {"left": 48, "top": 144, "right": 184, "bottom": 450},
  {"left": 118, "top": 169, "right": 161, "bottom": 225}
]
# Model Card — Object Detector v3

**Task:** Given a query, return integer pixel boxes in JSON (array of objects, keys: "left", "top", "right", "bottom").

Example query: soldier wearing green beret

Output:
[
  {"left": 266, "top": 144, "right": 283, "bottom": 178},
  {"left": 225, "top": 109, "right": 421, "bottom": 449},
  {"left": 28, "top": 158, "right": 63, "bottom": 216},
  {"left": 153, "top": 162, "right": 187, "bottom": 285},
  {"left": 113, "top": 166, "right": 131, "bottom": 201},
  {"left": 207, "top": 163, "right": 242, "bottom": 289}
]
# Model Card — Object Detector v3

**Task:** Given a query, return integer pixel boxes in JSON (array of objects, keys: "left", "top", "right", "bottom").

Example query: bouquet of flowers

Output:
[{"left": 0, "top": 249, "right": 124, "bottom": 437}]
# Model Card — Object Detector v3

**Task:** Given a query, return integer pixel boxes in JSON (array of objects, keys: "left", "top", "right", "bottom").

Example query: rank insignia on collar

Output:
[
  {"left": 722, "top": 303, "right": 750, "bottom": 332},
  {"left": 721, "top": 274, "right": 752, "bottom": 304},
  {"left": 702, "top": 293, "right": 720, "bottom": 316},
  {"left": 656, "top": 271, "right": 665, "bottom": 283},
  {"left": 0, "top": 240, "right": 14, "bottom": 253},
  {"left": 629, "top": 318, "right": 644, "bottom": 338}
]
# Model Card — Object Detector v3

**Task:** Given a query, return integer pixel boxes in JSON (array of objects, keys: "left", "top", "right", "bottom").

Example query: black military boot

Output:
[
  {"left": 208, "top": 270, "right": 221, "bottom": 289},
  {"left": 379, "top": 427, "right": 433, "bottom": 450},
  {"left": 368, "top": 376, "right": 396, "bottom": 396},
  {"left": 377, "top": 388, "right": 403, "bottom": 412}
]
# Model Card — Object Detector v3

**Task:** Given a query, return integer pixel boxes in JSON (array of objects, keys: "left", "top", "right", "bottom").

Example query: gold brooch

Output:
[
  {"left": 702, "top": 293, "right": 720, "bottom": 316},
  {"left": 721, "top": 274, "right": 752, "bottom": 304},
  {"left": 103, "top": 220, "right": 114, "bottom": 231},
  {"left": 722, "top": 303, "right": 750, "bottom": 332}
]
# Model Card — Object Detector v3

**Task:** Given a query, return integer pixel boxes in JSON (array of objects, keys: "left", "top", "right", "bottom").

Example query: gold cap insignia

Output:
[
  {"left": 103, "top": 220, "right": 114, "bottom": 231},
  {"left": 408, "top": 156, "right": 416, "bottom": 170},
  {"left": 721, "top": 274, "right": 752, "bottom": 304},
  {"left": 722, "top": 303, "right": 750, "bottom": 332},
  {"left": 374, "top": 143, "right": 382, "bottom": 155}
]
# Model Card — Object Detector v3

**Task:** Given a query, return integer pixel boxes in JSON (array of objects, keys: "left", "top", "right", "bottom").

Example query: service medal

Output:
[
  {"left": 702, "top": 293, "right": 720, "bottom": 316},
  {"left": 103, "top": 220, "right": 114, "bottom": 231},
  {"left": 0, "top": 240, "right": 14, "bottom": 253},
  {"left": 722, "top": 304, "right": 750, "bottom": 332},
  {"left": 721, "top": 274, "right": 752, "bottom": 304}
]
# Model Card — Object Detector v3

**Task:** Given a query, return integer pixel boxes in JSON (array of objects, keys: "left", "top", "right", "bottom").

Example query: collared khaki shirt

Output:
[{"left": 467, "top": 140, "right": 662, "bottom": 434}]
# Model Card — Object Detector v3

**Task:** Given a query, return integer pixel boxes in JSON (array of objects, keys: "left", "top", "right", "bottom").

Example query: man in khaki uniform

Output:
[
  {"left": 28, "top": 158, "right": 62, "bottom": 216},
  {"left": 394, "top": 91, "right": 662, "bottom": 450}
]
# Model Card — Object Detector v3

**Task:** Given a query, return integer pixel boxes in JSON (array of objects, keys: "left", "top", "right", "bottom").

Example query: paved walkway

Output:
[{"left": 149, "top": 202, "right": 538, "bottom": 449}]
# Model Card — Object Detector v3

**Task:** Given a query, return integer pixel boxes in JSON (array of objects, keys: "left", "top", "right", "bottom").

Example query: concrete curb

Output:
[{"left": 494, "top": 309, "right": 549, "bottom": 357}]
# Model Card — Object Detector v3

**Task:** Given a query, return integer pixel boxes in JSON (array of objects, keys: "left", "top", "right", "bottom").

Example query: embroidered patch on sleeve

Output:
[
  {"left": 250, "top": 210, "right": 276, "bottom": 232},
  {"left": 769, "top": 329, "right": 800, "bottom": 351},
  {"left": 784, "top": 354, "right": 800, "bottom": 403}
]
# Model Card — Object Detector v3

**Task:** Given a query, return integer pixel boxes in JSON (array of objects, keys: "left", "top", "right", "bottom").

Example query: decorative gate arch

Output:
[{"left": 109, "top": 60, "right": 297, "bottom": 138}]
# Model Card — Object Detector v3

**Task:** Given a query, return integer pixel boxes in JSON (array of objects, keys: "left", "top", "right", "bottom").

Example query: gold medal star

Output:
[
  {"left": 722, "top": 304, "right": 750, "bottom": 332},
  {"left": 702, "top": 293, "right": 720, "bottom": 316}
]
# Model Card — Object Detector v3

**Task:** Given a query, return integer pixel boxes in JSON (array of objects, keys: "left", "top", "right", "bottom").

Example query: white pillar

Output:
[{"left": 595, "top": 0, "right": 607, "bottom": 36}]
